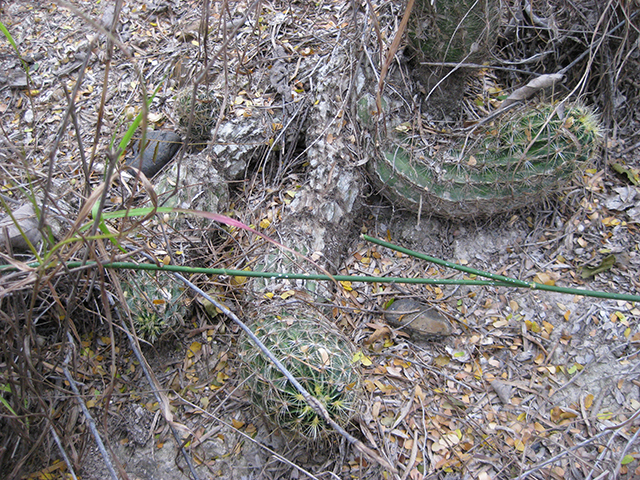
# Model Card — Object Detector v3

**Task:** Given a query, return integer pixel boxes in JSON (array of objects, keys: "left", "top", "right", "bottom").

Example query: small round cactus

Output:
[
  {"left": 122, "top": 271, "right": 189, "bottom": 343},
  {"left": 368, "top": 102, "right": 601, "bottom": 218},
  {"left": 239, "top": 313, "right": 362, "bottom": 441},
  {"left": 174, "top": 86, "right": 221, "bottom": 148},
  {"left": 408, "top": 0, "right": 498, "bottom": 63}
]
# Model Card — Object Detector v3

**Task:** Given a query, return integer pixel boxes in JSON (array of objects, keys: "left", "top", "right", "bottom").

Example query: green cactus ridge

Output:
[
  {"left": 369, "top": 103, "right": 601, "bottom": 218},
  {"left": 240, "top": 314, "right": 362, "bottom": 441}
]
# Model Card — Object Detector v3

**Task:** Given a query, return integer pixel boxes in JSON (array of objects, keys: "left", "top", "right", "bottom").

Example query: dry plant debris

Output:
[{"left": 0, "top": 1, "right": 639, "bottom": 479}]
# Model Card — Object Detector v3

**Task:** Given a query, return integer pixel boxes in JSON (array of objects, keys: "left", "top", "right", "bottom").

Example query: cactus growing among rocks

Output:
[
  {"left": 368, "top": 102, "right": 601, "bottom": 219},
  {"left": 239, "top": 312, "right": 362, "bottom": 441},
  {"left": 408, "top": 0, "right": 498, "bottom": 64},
  {"left": 174, "top": 86, "right": 221, "bottom": 149}
]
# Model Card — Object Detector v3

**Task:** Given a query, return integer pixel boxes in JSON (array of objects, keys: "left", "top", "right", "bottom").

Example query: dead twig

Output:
[{"left": 63, "top": 333, "right": 119, "bottom": 480}]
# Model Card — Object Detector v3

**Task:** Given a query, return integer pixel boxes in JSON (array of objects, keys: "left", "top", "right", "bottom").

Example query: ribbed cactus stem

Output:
[{"left": 368, "top": 103, "right": 601, "bottom": 218}]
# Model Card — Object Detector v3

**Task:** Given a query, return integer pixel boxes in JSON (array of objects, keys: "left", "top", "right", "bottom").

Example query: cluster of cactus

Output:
[
  {"left": 368, "top": 103, "right": 601, "bottom": 218},
  {"left": 174, "top": 86, "right": 221, "bottom": 148},
  {"left": 122, "top": 271, "right": 189, "bottom": 343},
  {"left": 239, "top": 313, "right": 362, "bottom": 441},
  {"left": 408, "top": 0, "right": 498, "bottom": 63}
]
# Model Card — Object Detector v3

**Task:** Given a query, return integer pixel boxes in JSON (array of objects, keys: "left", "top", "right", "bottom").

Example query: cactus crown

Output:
[
  {"left": 240, "top": 314, "right": 362, "bottom": 441},
  {"left": 174, "top": 87, "right": 220, "bottom": 148},
  {"left": 408, "top": 0, "right": 498, "bottom": 63}
]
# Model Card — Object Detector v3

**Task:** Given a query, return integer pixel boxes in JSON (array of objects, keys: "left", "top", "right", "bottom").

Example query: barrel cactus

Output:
[
  {"left": 408, "top": 0, "right": 498, "bottom": 63},
  {"left": 174, "top": 86, "right": 221, "bottom": 149},
  {"left": 239, "top": 313, "right": 362, "bottom": 441},
  {"left": 368, "top": 103, "right": 601, "bottom": 218},
  {"left": 122, "top": 271, "right": 189, "bottom": 343}
]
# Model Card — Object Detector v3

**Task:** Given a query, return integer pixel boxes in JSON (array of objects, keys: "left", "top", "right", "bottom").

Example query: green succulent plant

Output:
[
  {"left": 122, "top": 271, "right": 189, "bottom": 343},
  {"left": 408, "top": 0, "right": 498, "bottom": 63},
  {"left": 240, "top": 313, "right": 362, "bottom": 441},
  {"left": 368, "top": 103, "right": 601, "bottom": 218},
  {"left": 174, "top": 86, "right": 220, "bottom": 148}
]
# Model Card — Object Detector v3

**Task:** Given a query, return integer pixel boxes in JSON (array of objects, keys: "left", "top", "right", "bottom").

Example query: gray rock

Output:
[
  {"left": 0, "top": 203, "right": 42, "bottom": 252},
  {"left": 152, "top": 151, "right": 229, "bottom": 240},
  {"left": 384, "top": 298, "right": 452, "bottom": 341}
]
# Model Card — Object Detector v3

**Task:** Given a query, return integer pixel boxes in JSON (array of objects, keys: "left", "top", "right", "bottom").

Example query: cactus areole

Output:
[{"left": 368, "top": 103, "right": 601, "bottom": 219}]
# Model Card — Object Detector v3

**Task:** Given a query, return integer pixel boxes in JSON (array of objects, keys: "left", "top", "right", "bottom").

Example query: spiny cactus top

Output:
[{"left": 239, "top": 313, "right": 362, "bottom": 441}]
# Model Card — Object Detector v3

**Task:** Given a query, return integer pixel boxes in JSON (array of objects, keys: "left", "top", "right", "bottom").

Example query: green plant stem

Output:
[
  {"left": 2, "top": 258, "right": 638, "bottom": 301},
  {"left": 363, "top": 235, "right": 640, "bottom": 302},
  {"left": 0, "top": 260, "right": 510, "bottom": 287}
]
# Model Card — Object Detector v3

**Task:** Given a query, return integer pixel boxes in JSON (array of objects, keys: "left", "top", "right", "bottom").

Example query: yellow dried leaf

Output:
[
  {"left": 232, "top": 418, "right": 245, "bottom": 429},
  {"left": 602, "top": 216, "right": 621, "bottom": 227},
  {"left": 340, "top": 280, "right": 353, "bottom": 291},
  {"left": 584, "top": 393, "right": 594, "bottom": 409},
  {"left": 259, "top": 218, "right": 270, "bottom": 229},
  {"left": 187, "top": 341, "right": 202, "bottom": 358},
  {"left": 434, "top": 355, "right": 450, "bottom": 367},
  {"left": 231, "top": 267, "right": 252, "bottom": 286},
  {"left": 533, "top": 272, "right": 555, "bottom": 286},
  {"left": 280, "top": 290, "right": 295, "bottom": 300},
  {"left": 526, "top": 320, "right": 541, "bottom": 333}
]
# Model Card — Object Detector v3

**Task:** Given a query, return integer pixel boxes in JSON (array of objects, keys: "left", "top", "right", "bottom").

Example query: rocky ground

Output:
[{"left": 1, "top": 1, "right": 639, "bottom": 479}]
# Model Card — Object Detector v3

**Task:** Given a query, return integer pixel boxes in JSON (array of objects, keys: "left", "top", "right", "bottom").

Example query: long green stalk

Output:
[
  {"left": 0, "top": 260, "right": 509, "bottom": 287},
  {"left": 2, "top": 257, "right": 638, "bottom": 301},
  {"left": 363, "top": 235, "right": 640, "bottom": 302}
]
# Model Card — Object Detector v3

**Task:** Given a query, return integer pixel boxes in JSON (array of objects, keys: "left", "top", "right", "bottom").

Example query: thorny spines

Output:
[
  {"left": 240, "top": 314, "right": 362, "bottom": 442},
  {"left": 122, "top": 271, "right": 189, "bottom": 343},
  {"left": 369, "top": 102, "right": 602, "bottom": 218},
  {"left": 174, "top": 86, "right": 221, "bottom": 150}
]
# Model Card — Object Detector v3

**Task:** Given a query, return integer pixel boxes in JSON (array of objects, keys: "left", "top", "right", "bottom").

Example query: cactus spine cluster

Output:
[
  {"left": 408, "top": 0, "right": 498, "bottom": 63},
  {"left": 369, "top": 103, "right": 601, "bottom": 218},
  {"left": 122, "top": 272, "right": 188, "bottom": 343},
  {"left": 174, "top": 87, "right": 220, "bottom": 148},
  {"left": 239, "top": 313, "right": 361, "bottom": 441}
]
